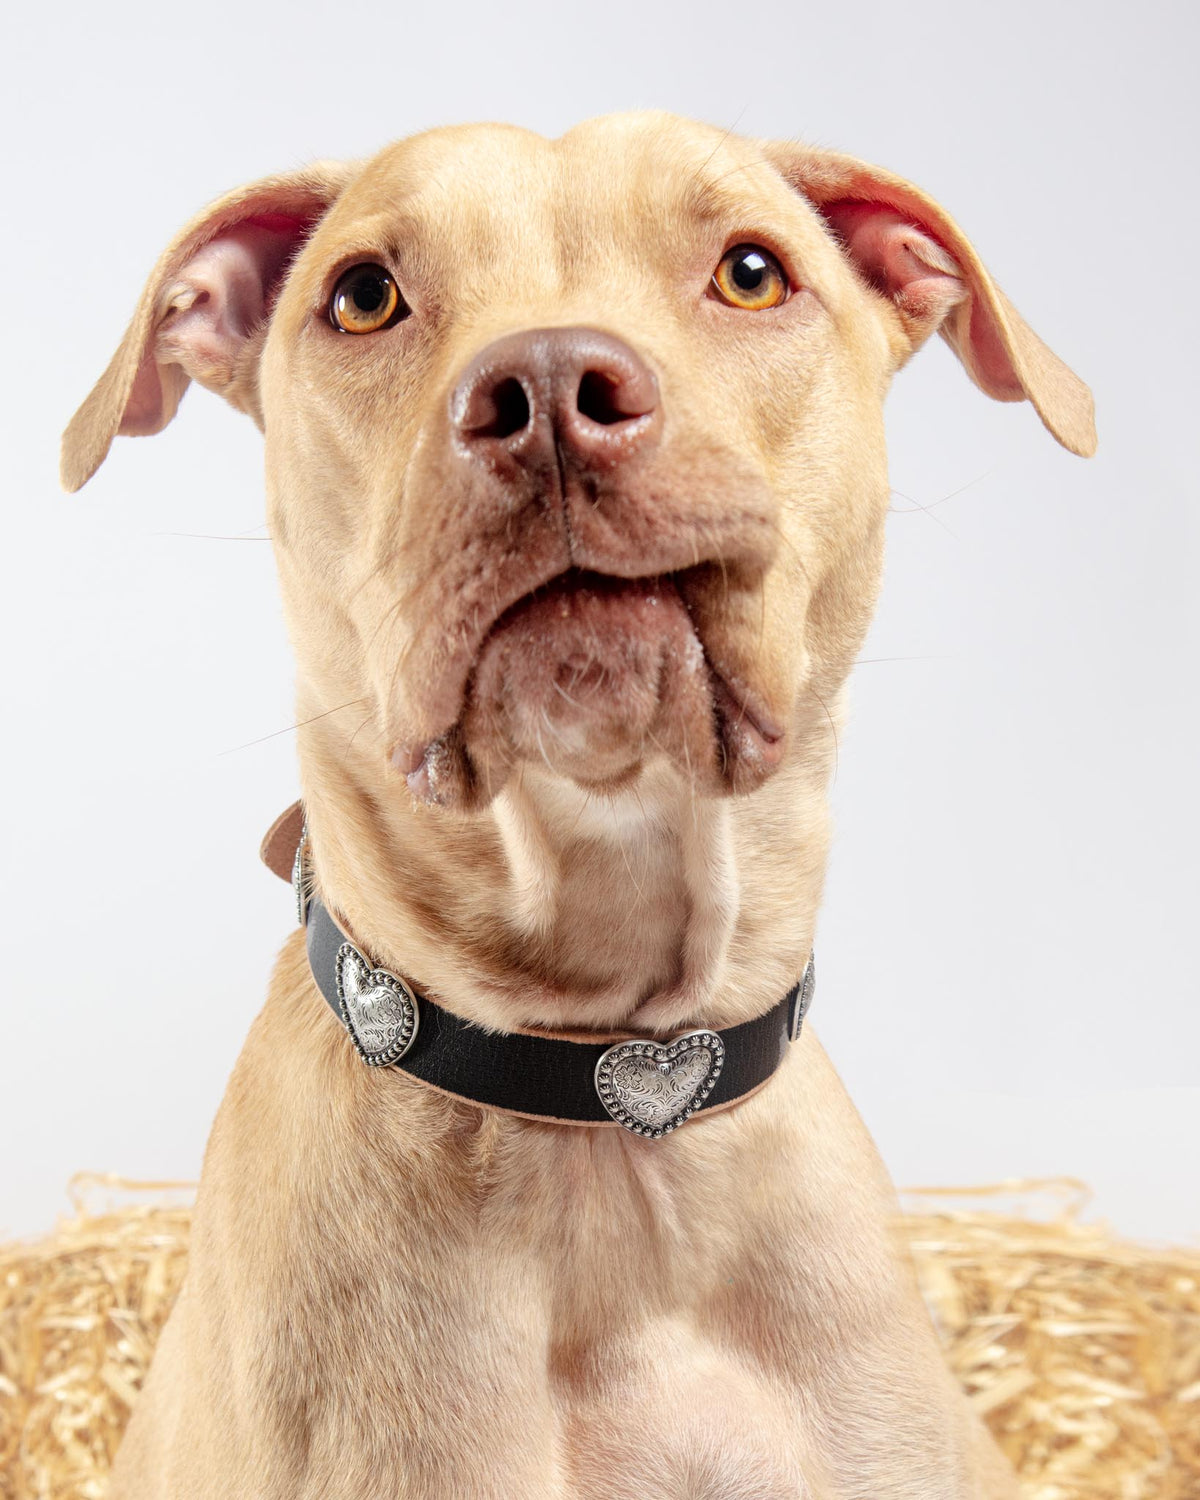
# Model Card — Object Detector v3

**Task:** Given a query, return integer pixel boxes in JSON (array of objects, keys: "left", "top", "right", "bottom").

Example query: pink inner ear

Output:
[
  {"left": 121, "top": 355, "right": 183, "bottom": 435},
  {"left": 158, "top": 223, "right": 305, "bottom": 382},
  {"left": 118, "top": 215, "right": 315, "bottom": 436},
  {"left": 822, "top": 200, "right": 1024, "bottom": 399},
  {"left": 824, "top": 201, "right": 968, "bottom": 327},
  {"left": 157, "top": 230, "right": 276, "bottom": 379}
]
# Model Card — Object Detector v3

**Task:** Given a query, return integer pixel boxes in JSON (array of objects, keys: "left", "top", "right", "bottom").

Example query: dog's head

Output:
[{"left": 63, "top": 114, "right": 1093, "bottom": 813}]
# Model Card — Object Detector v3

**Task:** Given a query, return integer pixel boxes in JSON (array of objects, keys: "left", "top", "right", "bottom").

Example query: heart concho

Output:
[
  {"left": 594, "top": 1030, "right": 725, "bottom": 1137},
  {"left": 335, "top": 943, "right": 419, "bottom": 1067},
  {"left": 291, "top": 820, "right": 311, "bottom": 927}
]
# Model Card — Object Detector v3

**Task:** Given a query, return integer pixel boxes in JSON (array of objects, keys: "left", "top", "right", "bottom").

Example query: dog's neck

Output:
[{"left": 298, "top": 708, "right": 832, "bottom": 1036}]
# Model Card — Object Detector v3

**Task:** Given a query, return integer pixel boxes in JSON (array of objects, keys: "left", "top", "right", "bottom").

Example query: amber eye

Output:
[
  {"left": 329, "top": 264, "right": 405, "bottom": 333},
  {"left": 710, "top": 244, "right": 788, "bottom": 310}
]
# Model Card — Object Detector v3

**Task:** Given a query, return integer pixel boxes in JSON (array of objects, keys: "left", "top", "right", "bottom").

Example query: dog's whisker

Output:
[
  {"left": 704, "top": 152, "right": 786, "bottom": 188},
  {"left": 345, "top": 708, "right": 379, "bottom": 757},
  {"left": 155, "top": 530, "right": 273, "bottom": 542},
  {"left": 551, "top": 678, "right": 582, "bottom": 711},
  {"left": 890, "top": 471, "right": 992, "bottom": 515},
  {"left": 532, "top": 713, "right": 556, "bottom": 778},
  {"left": 218, "top": 698, "right": 369, "bottom": 755},
  {"left": 697, "top": 107, "right": 750, "bottom": 176},
  {"left": 855, "top": 654, "right": 946, "bottom": 666},
  {"left": 808, "top": 684, "right": 840, "bottom": 783},
  {"left": 889, "top": 487, "right": 964, "bottom": 540}
]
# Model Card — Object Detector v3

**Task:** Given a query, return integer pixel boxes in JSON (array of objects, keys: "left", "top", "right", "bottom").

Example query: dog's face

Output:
[
  {"left": 264, "top": 116, "right": 895, "bottom": 808},
  {"left": 63, "top": 114, "right": 1093, "bottom": 815}
]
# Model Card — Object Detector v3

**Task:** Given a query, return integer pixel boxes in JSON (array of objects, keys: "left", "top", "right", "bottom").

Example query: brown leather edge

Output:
[
  {"left": 260, "top": 800, "right": 304, "bottom": 883},
  {"left": 375, "top": 1047, "right": 788, "bottom": 1127}
]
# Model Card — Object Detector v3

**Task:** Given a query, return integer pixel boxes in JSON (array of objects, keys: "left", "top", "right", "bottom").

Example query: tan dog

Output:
[{"left": 62, "top": 113, "right": 1094, "bottom": 1499}]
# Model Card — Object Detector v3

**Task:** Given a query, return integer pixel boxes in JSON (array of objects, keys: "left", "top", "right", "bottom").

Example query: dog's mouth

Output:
[{"left": 393, "top": 568, "right": 783, "bottom": 807}]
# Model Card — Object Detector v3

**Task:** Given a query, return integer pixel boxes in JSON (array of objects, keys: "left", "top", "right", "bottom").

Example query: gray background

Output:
[{"left": 2, "top": 0, "right": 1196, "bottom": 1240}]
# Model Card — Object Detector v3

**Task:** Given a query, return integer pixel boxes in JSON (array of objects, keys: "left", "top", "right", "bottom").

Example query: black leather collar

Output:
[{"left": 275, "top": 807, "right": 814, "bottom": 1135}]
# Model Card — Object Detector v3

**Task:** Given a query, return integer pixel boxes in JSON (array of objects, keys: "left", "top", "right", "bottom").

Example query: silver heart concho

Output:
[
  {"left": 792, "top": 953, "right": 815, "bottom": 1042},
  {"left": 595, "top": 1030, "right": 725, "bottom": 1137},
  {"left": 291, "top": 820, "right": 312, "bottom": 927},
  {"left": 335, "top": 943, "right": 419, "bottom": 1066}
]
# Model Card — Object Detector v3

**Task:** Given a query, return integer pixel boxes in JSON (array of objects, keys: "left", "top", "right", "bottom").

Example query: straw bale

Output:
[
  {"left": 0, "top": 1178, "right": 191, "bottom": 1500},
  {"left": 903, "top": 1179, "right": 1200, "bottom": 1498},
  {"left": 1, "top": 1176, "right": 1197, "bottom": 1497}
]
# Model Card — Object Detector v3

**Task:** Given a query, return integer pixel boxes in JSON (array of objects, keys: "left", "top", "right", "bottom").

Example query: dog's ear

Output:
[
  {"left": 60, "top": 162, "right": 355, "bottom": 492},
  {"left": 765, "top": 143, "right": 1095, "bottom": 457}
]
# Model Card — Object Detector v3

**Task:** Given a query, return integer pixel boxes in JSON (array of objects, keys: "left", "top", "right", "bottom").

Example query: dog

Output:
[{"left": 61, "top": 112, "right": 1094, "bottom": 1499}]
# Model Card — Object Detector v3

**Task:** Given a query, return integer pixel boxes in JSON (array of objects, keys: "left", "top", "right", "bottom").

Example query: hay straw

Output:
[
  {"left": 2, "top": 1177, "right": 1198, "bottom": 1497},
  {"left": 0, "top": 1177, "right": 192, "bottom": 1500},
  {"left": 901, "top": 1179, "right": 1200, "bottom": 1498}
]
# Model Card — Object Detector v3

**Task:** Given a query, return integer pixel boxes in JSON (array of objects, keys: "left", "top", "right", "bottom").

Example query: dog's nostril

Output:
[
  {"left": 471, "top": 377, "right": 532, "bottom": 440},
  {"left": 454, "top": 332, "right": 659, "bottom": 458},
  {"left": 577, "top": 370, "right": 635, "bottom": 427}
]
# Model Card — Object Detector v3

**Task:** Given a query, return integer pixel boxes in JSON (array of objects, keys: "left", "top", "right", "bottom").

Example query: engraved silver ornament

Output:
[
  {"left": 792, "top": 953, "right": 816, "bottom": 1042},
  {"left": 335, "top": 943, "right": 419, "bottom": 1066},
  {"left": 594, "top": 1030, "right": 725, "bottom": 1137},
  {"left": 292, "top": 820, "right": 312, "bottom": 927}
]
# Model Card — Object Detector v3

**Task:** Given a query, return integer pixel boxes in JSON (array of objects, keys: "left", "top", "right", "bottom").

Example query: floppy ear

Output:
[
  {"left": 765, "top": 143, "right": 1096, "bottom": 457},
  {"left": 60, "top": 161, "right": 355, "bottom": 492}
]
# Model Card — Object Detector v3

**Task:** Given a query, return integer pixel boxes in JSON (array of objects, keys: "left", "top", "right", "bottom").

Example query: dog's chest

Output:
[
  {"left": 468, "top": 1133, "right": 816, "bottom": 1496},
  {"left": 275, "top": 1182, "right": 812, "bottom": 1500},
  {"left": 552, "top": 1330, "right": 812, "bottom": 1500}
]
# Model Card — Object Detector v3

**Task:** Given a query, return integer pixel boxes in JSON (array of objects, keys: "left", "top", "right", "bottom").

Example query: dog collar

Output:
[{"left": 261, "top": 803, "right": 815, "bottom": 1136}]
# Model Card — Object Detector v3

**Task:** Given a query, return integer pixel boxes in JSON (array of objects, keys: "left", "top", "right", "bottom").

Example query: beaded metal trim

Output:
[
  {"left": 792, "top": 954, "right": 816, "bottom": 1042},
  {"left": 594, "top": 1029, "right": 725, "bottom": 1137},
  {"left": 292, "top": 820, "right": 312, "bottom": 927},
  {"left": 335, "top": 942, "right": 420, "bottom": 1067}
]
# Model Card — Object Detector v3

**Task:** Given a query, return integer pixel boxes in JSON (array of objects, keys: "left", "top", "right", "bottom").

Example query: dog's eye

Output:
[
  {"left": 330, "top": 264, "right": 406, "bottom": 333},
  {"left": 710, "top": 245, "right": 788, "bottom": 311}
]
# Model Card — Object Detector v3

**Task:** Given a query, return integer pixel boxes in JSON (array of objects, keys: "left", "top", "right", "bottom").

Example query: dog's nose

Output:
[{"left": 450, "top": 328, "right": 660, "bottom": 468}]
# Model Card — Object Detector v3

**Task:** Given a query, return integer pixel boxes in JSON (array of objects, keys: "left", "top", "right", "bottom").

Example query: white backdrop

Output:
[{"left": 2, "top": 0, "right": 1196, "bottom": 1240}]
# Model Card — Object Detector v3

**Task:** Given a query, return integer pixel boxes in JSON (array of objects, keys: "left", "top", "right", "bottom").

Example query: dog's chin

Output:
[{"left": 399, "top": 573, "right": 784, "bottom": 810}]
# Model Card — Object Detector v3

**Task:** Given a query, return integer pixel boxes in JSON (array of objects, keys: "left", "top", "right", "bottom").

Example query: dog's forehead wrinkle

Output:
[
  {"left": 359, "top": 120, "right": 551, "bottom": 189},
  {"left": 562, "top": 113, "right": 788, "bottom": 209},
  {"left": 317, "top": 132, "right": 563, "bottom": 296},
  {"left": 332, "top": 116, "right": 805, "bottom": 298}
]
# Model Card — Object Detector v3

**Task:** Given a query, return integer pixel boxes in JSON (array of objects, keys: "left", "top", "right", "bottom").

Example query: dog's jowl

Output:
[{"left": 63, "top": 113, "right": 1093, "bottom": 1500}]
